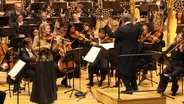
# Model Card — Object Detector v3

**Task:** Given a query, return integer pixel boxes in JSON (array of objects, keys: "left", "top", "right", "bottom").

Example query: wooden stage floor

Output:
[{"left": 0, "top": 68, "right": 184, "bottom": 104}]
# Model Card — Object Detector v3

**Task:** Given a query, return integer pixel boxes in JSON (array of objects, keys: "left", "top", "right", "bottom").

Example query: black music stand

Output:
[
  {"left": 24, "top": 17, "right": 39, "bottom": 24},
  {"left": 0, "top": 27, "right": 13, "bottom": 37},
  {"left": 19, "top": 24, "right": 38, "bottom": 37},
  {"left": 31, "top": 2, "right": 47, "bottom": 13},
  {"left": 63, "top": 48, "right": 83, "bottom": 97},
  {"left": 9, "top": 37, "right": 24, "bottom": 48},
  {"left": 0, "top": 16, "right": 9, "bottom": 27},
  {"left": 139, "top": 4, "right": 159, "bottom": 21},
  {"left": 103, "top": 1, "right": 120, "bottom": 10},
  {"left": 78, "top": 2, "right": 93, "bottom": 9},
  {"left": 52, "top": 2, "right": 68, "bottom": 9},
  {"left": 3, "top": 3, "right": 14, "bottom": 12}
]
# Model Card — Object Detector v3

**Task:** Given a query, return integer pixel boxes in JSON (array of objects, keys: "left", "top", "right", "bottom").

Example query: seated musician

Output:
[
  {"left": 143, "top": 21, "right": 164, "bottom": 51},
  {"left": 70, "top": 12, "right": 82, "bottom": 24},
  {"left": 7, "top": 38, "right": 36, "bottom": 93},
  {"left": 53, "top": 29, "right": 72, "bottom": 88},
  {"left": 11, "top": 14, "right": 27, "bottom": 38},
  {"left": 37, "top": 12, "right": 48, "bottom": 26},
  {"left": 87, "top": 28, "right": 110, "bottom": 87},
  {"left": 157, "top": 32, "right": 184, "bottom": 96},
  {"left": 75, "top": 4, "right": 89, "bottom": 18}
]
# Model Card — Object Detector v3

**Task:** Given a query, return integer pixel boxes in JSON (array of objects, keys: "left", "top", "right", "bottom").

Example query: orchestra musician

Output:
[
  {"left": 30, "top": 23, "right": 60, "bottom": 104},
  {"left": 104, "top": 13, "right": 140, "bottom": 94},
  {"left": 11, "top": 14, "right": 27, "bottom": 38},
  {"left": 143, "top": 21, "right": 164, "bottom": 51},
  {"left": 7, "top": 38, "right": 36, "bottom": 93},
  {"left": 37, "top": 12, "right": 48, "bottom": 26},
  {"left": 75, "top": 4, "right": 88, "bottom": 18},
  {"left": 157, "top": 32, "right": 184, "bottom": 96},
  {"left": 70, "top": 12, "right": 81, "bottom": 24},
  {"left": 87, "top": 28, "right": 109, "bottom": 87},
  {"left": 9, "top": 2, "right": 26, "bottom": 27},
  {"left": 54, "top": 29, "right": 73, "bottom": 88}
]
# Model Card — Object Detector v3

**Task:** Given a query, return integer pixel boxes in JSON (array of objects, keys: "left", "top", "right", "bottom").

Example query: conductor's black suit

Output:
[{"left": 104, "top": 21, "right": 140, "bottom": 93}]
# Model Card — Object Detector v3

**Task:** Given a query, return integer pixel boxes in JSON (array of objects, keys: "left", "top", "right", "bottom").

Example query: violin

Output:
[
  {"left": 70, "top": 30, "right": 90, "bottom": 41},
  {"left": 100, "top": 36, "right": 114, "bottom": 43}
]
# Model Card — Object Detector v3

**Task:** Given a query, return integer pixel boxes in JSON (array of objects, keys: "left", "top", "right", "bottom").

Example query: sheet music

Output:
[
  {"left": 8, "top": 60, "right": 26, "bottom": 78},
  {"left": 84, "top": 46, "right": 101, "bottom": 63},
  {"left": 99, "top": 42, "right": 114, "bottom": 50}
]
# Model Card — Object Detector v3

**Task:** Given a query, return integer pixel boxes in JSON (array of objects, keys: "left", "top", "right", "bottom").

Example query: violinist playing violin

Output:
[
  {"left": 142, "top": 21, "right": 164, "bottom": 51},
  {"left": 157, "top": 32, "right": 184, "bottom": 96},
  {"left": 87, "top": 28, "right": 110, "bottom": 87}
]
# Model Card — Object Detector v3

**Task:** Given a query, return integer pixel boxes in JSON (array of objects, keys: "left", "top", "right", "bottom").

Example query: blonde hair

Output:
[{"left": 38, "top": 23, "right": 50, "bottom": 38}]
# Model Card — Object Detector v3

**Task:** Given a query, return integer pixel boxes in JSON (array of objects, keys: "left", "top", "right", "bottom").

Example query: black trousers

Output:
[
  {"left": 0, "top": 91, "right": 6, "bottom": 104},
  {"left": 88, "top": 59, "right": 108, "bottom": 83},
  {"left": 122, "top": 71, "right": 137, "bottom": 91},
  {"left": 157, "top": 66, "right": 184, "bottom": 93}
]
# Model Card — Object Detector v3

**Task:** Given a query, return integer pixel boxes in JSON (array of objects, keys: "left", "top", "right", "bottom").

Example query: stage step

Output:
[{"left": 96, "top": 88, "right": 166, "bottom": 104}]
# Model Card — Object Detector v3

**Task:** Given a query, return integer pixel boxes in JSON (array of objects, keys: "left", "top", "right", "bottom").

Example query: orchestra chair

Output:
[{"left": 137, "top": 56, "right": 158, "bottom": 86}]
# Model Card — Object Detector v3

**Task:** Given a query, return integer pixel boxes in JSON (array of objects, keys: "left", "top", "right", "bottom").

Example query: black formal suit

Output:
[
  {"left": 9, "top": 11, "right": 26, "bottom": 27},
  {"left": 11, "top": 20, "right": 28, "bottom": 38},
  {"left": 104, "top": 22, "right": 140, "bottom": 91},
  {"left": 13, "top": 48, "right": 36, "bottom": 92}
]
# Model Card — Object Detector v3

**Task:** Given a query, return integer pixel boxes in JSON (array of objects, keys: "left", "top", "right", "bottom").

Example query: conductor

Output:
[{"left": 104, "top": 13, "right": 140, "bottom": 94}]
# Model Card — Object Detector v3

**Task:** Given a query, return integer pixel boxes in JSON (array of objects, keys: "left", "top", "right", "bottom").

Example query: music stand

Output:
[
  {"left": 8, "top": 60, "right": 26, "bottom": 104},
  {"left": 24, "top": 17, "right": 39, "bottom": 24},
  {"left": 18, "top": 24, "right": 38, "bottom": 37},
  {"left": 3, "top": 3, "right": 14, "bottom": 12},
  {"left": 101, "top": 47, "right": 117, "bottom": 89},
  {"left": 9, "top": 37, "right": 24, "bottom": 48},
  {"left": 31, "top": 2, "right": 47, "bottom": 13},
  {"left": 78, "top": 1, "right": 93, "bottom": 9},
  {"left": 63, "top": 48, "right": 83, "bottom": 97},
  {"left": 103, "top": 1, "right": 120, "bottom": 10},
  {"left": 52, "top": 2, "right": 68, "bottom": 9},
  {"left": 139, "top": 4, "right": 159, "bottom": 21},
  {"left": 0, "top": 26, "right": 13, "bottom": 37},
  {"left": 0, "top": 16, "right": 9, "bottom": 27}
]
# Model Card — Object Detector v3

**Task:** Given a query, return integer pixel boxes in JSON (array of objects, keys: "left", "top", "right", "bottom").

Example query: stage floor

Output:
[{"left": 0, "top": 68, "right": 184, "bottom": 104}]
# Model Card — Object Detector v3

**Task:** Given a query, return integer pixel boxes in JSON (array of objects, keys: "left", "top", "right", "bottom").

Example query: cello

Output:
[
  {"left": 0, "top": 40, "right": 13, "bottom": 71},
  {"left": 57, "top": 38, "right": 74, "bottom": 73}
]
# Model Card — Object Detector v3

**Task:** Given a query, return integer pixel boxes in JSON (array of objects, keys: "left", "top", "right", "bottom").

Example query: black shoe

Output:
[
  {"left": 133, "top": 88, "right": 138, "bottom": 91},
  {"left": 120, "top": 90, "right": 133, "bottom": 94},
  {"left": 61, "top": 80, "right": 70, "bottom": 88},
  {"left": 171, "top": 92, "right": 176, "bottom": 96},
  {"left": 87, "top": 82, "right": 94, "bottom": 87},
  {"left": 98, "top": 81, "right": 103, "bottom": 87}
]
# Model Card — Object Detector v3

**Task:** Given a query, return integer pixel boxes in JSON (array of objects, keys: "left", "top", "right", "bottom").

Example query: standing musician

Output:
[
  {"left": 87, "top": 28, "right": 110, "bottom": 87},
  {"left": 30, "top": 23, "right": 60, "bottom": 104},
  {"left": 157, "top": 32, "right": 184, "bottom": 96},
  {"left": 104, "top": 13, "right": 140, "bottom": 94}
]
